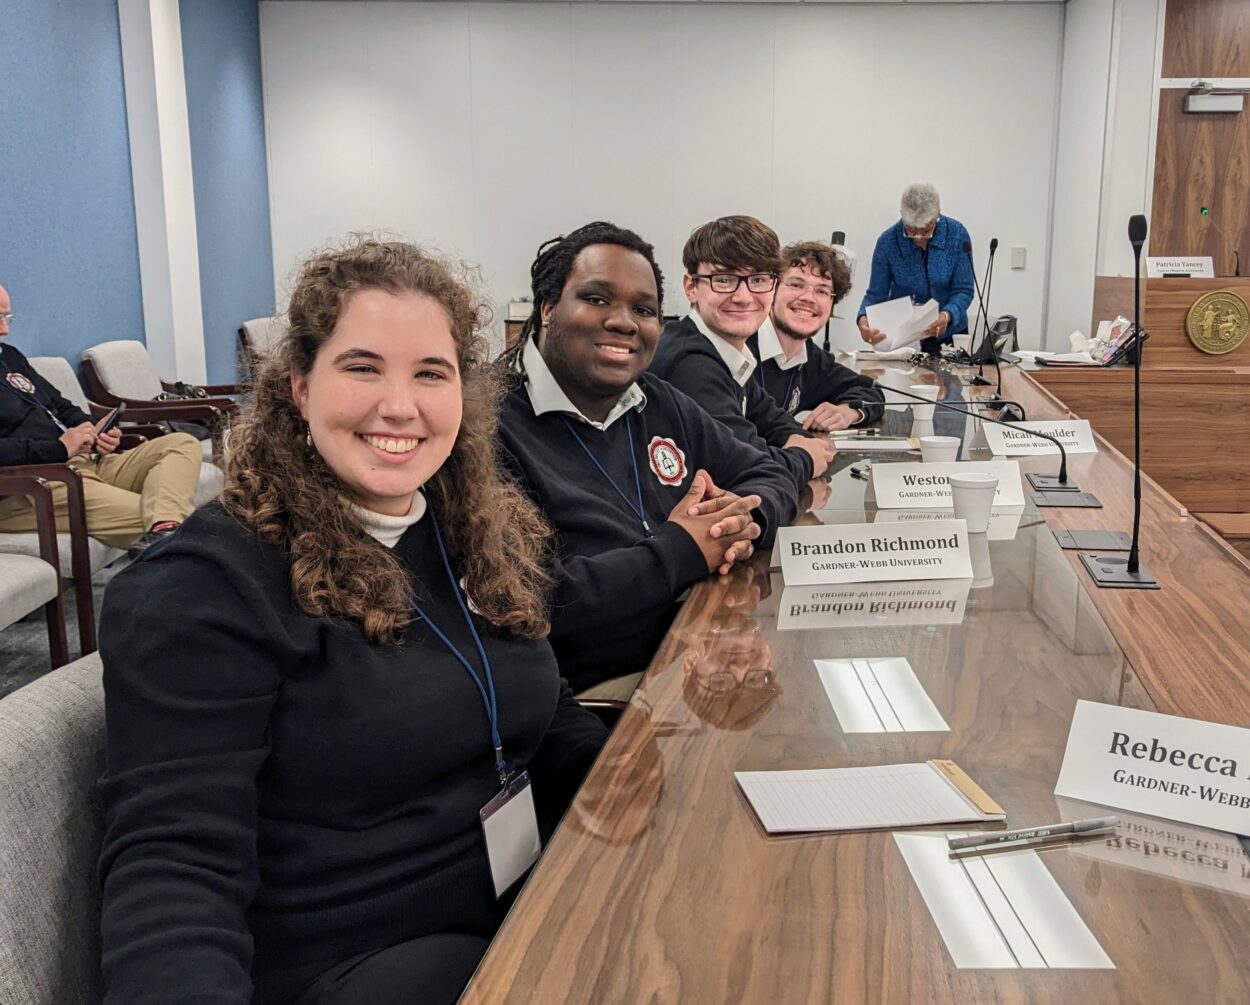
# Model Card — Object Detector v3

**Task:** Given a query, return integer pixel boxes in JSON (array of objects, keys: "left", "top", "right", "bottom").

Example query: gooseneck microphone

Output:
[
  {"left": 851, "top": 378, "right": 1073, "bottom": 488},
  {"left": 963, "top": 239, "right": 988, "bottom": 363},
  {"left": 1199, "top": 206, "right": 1241, "bottom": 277},
  {"left": 1078, "top": 215, "right": 1159, "bottom": 589},
  {"left": 969, "top": 239, "right": 1000, "bottom": 385},
  {"left": 824, "top": 230, "right": 847, "bottom": 352}
]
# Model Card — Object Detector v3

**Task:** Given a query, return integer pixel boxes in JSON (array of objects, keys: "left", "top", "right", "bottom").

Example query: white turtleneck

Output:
[{"left": 350, "top": 492, "right": 427, "bottom": 549}]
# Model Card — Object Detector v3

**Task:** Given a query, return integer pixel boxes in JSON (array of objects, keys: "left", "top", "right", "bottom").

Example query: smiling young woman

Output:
[{"left": 96, "top": 238, "right": 607, "bottom": 1005}]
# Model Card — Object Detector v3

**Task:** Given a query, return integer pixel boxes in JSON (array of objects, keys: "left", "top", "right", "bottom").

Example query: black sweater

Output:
[
  {"left": 0, "top": 342, "right": 89, "bottom": 466},
  {"left": 745, "top": 333, "right": 886, "bottom": 425},
  {"left": 498, "top": 373, "right": 797, "bottom": 692},
  {"left": 648, "top": 316, "right": 813, "bottom": 491},
  {"left": 97, "top": 503, "right": 606, "bottom": 1002}
]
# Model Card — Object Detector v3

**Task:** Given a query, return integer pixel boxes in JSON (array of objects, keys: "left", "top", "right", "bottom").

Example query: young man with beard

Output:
[
  {"left": 498, "top": 222, "right": 796, "bottom": 700},
  {"left": 648, "top": 216, "right": 834, "bottom": 494},
  {"left": 748, "top": 241, "right": 885, "bottom": 431}
]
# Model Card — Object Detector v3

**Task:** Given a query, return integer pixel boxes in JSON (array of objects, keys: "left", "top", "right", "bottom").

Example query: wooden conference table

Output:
[{"left": 463, "top": 360, "right": 1250, "bottom": 1004}]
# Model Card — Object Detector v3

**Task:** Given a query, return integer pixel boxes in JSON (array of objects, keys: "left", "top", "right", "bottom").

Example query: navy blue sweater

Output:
[
  {"left": 0, "top": 342, "right": 89, "bottom": 466},
  {"left": 746, "top": 334, "right": 885, "bottom": 424},
  {"left": 97, "top": 503, "right": 605, "bottom": 1002},
  {"left": 648, "top": 316, "right": 814, "bottom": 491},
  {"left": 498, "top": 373, "right": 796, "bottom": 692}
]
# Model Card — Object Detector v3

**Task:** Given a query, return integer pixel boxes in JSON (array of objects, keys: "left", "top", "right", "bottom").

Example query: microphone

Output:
[
  {"left": 851, "top": 378, "right": 1077, "bottom": 491},
  {"left": 1199, "top": 207, "right": 1241, "bottom": 277},
  {"left": 830, "top": 230, "right": 846, "bottom": 246},
  {"left": 1078, "top": 214, "right": 1158, "bottom": 589},
  {"left": 962, "top": 239, "right": 988, "bottom": 365},
  {"left": 969, "top": 239, "right": 1000, "bottom": 385},
  {"left": 825, "top": 231, "right": 847, "bottom": 352}
]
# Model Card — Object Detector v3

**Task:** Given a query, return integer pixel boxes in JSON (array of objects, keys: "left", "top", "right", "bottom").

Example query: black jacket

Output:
[
  {"left": 648, "top": 316, "right": 813, "bottom": 491},
  {"left": 746, "top": 333, "right": 886, "bottom": 424},
  {"left": 498, "top": 372, "right": 797, "bottom": 692},
  {"left": 0, "top": 342, "right": 89, "bottom": 466}
]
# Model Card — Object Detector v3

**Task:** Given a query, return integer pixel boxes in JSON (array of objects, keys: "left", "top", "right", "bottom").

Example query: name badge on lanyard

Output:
[{"left": 480, "top": 770, "right": 541, "bottom": 897}]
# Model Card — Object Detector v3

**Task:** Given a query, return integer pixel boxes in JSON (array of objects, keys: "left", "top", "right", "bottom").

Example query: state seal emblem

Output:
[{"left": 1186, "top": 290, "right": 1249, "bottom": 355}]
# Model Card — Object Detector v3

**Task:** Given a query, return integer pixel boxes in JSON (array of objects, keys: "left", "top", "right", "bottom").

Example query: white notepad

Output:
[{"left": 736, "top": 760, "right": 1004, "bottom": 834}]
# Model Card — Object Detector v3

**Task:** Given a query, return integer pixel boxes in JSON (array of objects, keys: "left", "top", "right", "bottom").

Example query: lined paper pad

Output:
[
  {"left": 816, "top": 657, "right": 949, "bottom": 733},
  {"left": 894, "top": 833, "right": 1114, "bottom": 969},
  {"left": 735, "top": 761, "right": 1000, "bottom": 834}
]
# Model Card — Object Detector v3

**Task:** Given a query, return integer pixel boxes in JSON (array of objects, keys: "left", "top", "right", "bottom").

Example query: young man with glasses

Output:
[
  {"left": 0, "top": 283, "right": 201, "bottom": 554},
  {"left": 748, "top": 241, "right": 885, "bottom": 431},
  {"left": 649, "top": 216, "right": 834, "bottom": 493}
]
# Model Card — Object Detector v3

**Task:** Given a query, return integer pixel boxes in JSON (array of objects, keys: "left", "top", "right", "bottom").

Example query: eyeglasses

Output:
[
  {"left": 903, "top": 219, "right": 939, "bottom": 239},
  {"left": 693, "top": 273, "right": 777, "bottom": 294},
  {"left": 781, "top": 278, "right": 834, "bottom": 300},
  {"left": 0, "top": 314, "right": 12, "bottom": 325},
  {"left": 703, "top": 669, "right": 773, "bottom": 693}
]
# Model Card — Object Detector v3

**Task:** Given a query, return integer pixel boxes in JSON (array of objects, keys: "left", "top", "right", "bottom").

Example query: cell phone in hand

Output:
[{"left": 94, "top": 402, "right": 126, "bottom": 437}]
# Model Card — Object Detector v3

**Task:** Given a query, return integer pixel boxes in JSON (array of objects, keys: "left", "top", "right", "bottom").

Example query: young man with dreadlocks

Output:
[
  {"left": 747, "top": 241, "right": 885, "bottom": 431},
  {"left": 648, "top": 216, "right": 835, "bottom": 494},
  {"left": 497, "top": 221, "right": 796, "bottom": 701}
]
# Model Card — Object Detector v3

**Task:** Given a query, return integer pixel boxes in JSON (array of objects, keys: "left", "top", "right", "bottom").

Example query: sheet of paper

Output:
[
  {"left": 865, "top": 297, "right": 940, "bottom": 351},
  {"left": 735, "top": 761, "right": 991, "bottom": 834},
  {"left": 855, "top": 347, "right": 917, "bottom": 361},
  {"left": 894, "top": 833, "right": 1115, "bottom": 969}
]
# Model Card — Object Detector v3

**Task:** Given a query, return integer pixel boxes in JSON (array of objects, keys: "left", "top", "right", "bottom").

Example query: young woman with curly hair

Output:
[{"left": 97, "top": 238, "right": 607, "bottom": 1005}]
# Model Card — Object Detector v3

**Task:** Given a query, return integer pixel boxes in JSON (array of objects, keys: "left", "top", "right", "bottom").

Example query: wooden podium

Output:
[{"left": 1027, "top": 275, "right": 1250, "bottom": 554}]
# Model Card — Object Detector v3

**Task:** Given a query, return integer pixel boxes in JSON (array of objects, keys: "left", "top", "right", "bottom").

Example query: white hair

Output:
[{"left": 900, "top": 182, "right": 941, "bottom": 230}]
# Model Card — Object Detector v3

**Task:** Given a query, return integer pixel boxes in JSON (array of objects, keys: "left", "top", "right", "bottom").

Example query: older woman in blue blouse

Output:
[{"left": 857, "top": 182, "right": 975, "bottom": 355}]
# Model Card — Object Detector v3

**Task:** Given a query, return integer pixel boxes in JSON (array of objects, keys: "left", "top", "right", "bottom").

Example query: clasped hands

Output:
[
  {"left": 59, "top": 421, "right": 121, "bottom": 458},
  {"left": 667, "top": 469, "right": 762, "bottom": 576}
]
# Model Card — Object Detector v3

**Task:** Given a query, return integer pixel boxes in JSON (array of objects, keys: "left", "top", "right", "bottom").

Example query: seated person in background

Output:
[
  {"left": 857, "top": 182, "right": 974, "bottom": 355},
  {"left": 97, "top": 239, "right": 607, "bottom": 1005},
  {"left": 648, "top": 216, "right": 835, "bottom": 492},
  {"left": 748, "top": 241, "right": 885, "bottom": 432},
  {"left": 498, "top": 221, "right": 797, "bottom": 701},
  {"left": 0, "top": 283, "right": 200, "bottom": 553}
]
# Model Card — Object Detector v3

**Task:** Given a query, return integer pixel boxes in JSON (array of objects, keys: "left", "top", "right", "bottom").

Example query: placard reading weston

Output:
[
  {"left": 778, "top": 520, "right": 973, "bottom": 586},
  {"left": 983, "top": 420, "right": 1097, "bottom": 456},
  {"left": 1055, "top": 701, "right": 1250, "bottom": 836},
  {"left": 872, "top": 460, "right": 1025, "bottom": 509}
]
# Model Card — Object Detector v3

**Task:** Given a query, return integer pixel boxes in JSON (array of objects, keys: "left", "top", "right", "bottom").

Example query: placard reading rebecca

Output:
[
  {"left": 983, "top": 420, "right": 1097, "bottom": 456},
  {"left": 778, "top": 521, "right": 972, "bottom": 586},
  {"left": 1054, "top": 701, "right": 1250, "bottom": 836},
  {"left": 872, "top": 460, "right": 1024, "bottom": 509}
]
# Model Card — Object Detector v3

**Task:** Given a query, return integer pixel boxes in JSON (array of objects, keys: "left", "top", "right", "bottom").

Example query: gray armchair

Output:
[{"left": 0, "top": 653, "right": 105, "bottom": 1004}]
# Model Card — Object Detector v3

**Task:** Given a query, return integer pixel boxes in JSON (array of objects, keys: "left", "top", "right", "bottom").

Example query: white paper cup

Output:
[
  {"left": 949, "top": 472, "right": 998, "bottom": 533},
  {"left": 908, "top": 384, "right": 939, "bottom": 420},
  {"left": 968, "top": 531, "right": 994, "bottom": 589},
  {"left": 953, "top": 333, "right": 973, "bottom": 355},
  {"left": 919, "top": 435, "right": 960, "bottom": 463}
]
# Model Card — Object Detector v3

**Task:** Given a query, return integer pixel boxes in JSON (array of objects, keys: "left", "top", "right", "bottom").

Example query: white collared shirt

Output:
[
  {"left": 522, "top": 338, "right": 646, "bottom": 431},
  {"left": 688, "top": 309, "right": 757, "bottom": 386},
  {"left": 755, "top": 316, "right": 808, "bottom": 371}
]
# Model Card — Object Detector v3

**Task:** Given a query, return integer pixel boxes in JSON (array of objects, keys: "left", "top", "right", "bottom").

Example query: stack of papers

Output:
[{"left": 864, "top": 296, "right": 940, "bottom": 351}]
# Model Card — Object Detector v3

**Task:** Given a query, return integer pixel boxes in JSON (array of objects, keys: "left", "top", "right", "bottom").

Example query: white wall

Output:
[{"left": 261, "top": 1, "right": 1065, "bottom": 351}]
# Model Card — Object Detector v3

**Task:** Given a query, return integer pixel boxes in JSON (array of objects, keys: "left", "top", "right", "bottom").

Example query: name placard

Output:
[
  {"left": 871, "top": 460, "right": 1024, "bottom": 509},
  {"left": 1055, "top": 701, "right": 1250, "bottom": 835},
  {"left": 983, "top": 420, "right": 1097, "bottom": 456},
  {"left": 1146, "top": 256, "right": 1214, "bottom": 278},
  {"left": 873, "top": 506, "right": 1024, "bottom": 541},
  {"left": 778, "top": 521, "right": 972, "bottom": 586},
  {"left": 778, "top": 580, "right": 971, "bottom": 630}
]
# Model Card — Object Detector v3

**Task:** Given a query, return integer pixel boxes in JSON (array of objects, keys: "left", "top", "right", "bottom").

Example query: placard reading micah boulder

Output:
[
  {"left": 778, "top": 520, "right": 973, "bottom": 586},
  {"left": 983, "top": 420, "right": 1097, "bottom": 456},
  {"left": 1055, "top": 701, "right": 1250, "bottom": 836}
]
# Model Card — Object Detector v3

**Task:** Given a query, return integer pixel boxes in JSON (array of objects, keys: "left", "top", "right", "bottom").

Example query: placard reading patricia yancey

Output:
[
  {"left": 778, "top": 520, "right": 973, "bottom": 586},
  {"left": 983, "top": 419, "right": 1097, "bottom": 456},
  {"left": 871, "top": 460, "right": 1025, "bottom": 509},
  {"left": 1055, "top": 701, "right": 1250, "bottom": 835}
]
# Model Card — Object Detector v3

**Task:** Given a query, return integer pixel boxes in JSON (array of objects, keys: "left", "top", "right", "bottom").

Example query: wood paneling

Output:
[
  {"left": 1162, "top": 0, "right": 1250, "bottom": 78},
  {"left": 1027, "top": 365, "right": 1250, "bottom": 511},
  {"left": 1091, "top": 275, "right": 1250, "bottom": 366},
  {"left": 1150, "top": 90, "right": 1250, "bottom": 274}
]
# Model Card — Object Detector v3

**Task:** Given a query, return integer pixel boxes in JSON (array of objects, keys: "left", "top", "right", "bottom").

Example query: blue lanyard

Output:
[
  {"left": 756, "top": 363, "right": 801, "bottom": 414},
  {"left": 561, "top": 411, "right": 654, "bottom": 538},
  {"left": 0, "top": 360, "right": 67, "bottom": 431},
  {"left": 411, "top": 503, "right": 508, "bottom": 787}
]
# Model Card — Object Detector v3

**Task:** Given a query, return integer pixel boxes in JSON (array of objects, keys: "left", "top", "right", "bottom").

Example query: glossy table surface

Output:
[{"left": 463, "top": 360, "right": 1250, "bottom": 1004}]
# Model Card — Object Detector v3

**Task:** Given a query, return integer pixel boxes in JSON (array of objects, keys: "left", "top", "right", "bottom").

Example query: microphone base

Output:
[
  {"left": 966, "top": 375, "right": 993, "bottom": 386},
  {"left": 1079, "top": 552, "right": 1160, "bottom": 590},
  {"left": 1027, "top": 473, "right": 1082, "bottom": 493},
  {"left": 1031, "top": 490, "right": 1103, "bottom": 508},
  {"left": 1054, "top": 529, "right": 1133, "bottom": 551}
]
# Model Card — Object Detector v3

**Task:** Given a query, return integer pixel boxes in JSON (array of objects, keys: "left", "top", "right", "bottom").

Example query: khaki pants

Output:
[{"left": 0, "top": 432, "right": 203, "bottom": 548}]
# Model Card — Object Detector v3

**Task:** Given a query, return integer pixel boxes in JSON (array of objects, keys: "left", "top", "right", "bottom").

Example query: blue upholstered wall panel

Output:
[
  {"left": 0, "top": 0, "right": 144, "bottom": 368},
  {"left": 181, "top": 0, "right": 275, "bottom": 384}
]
